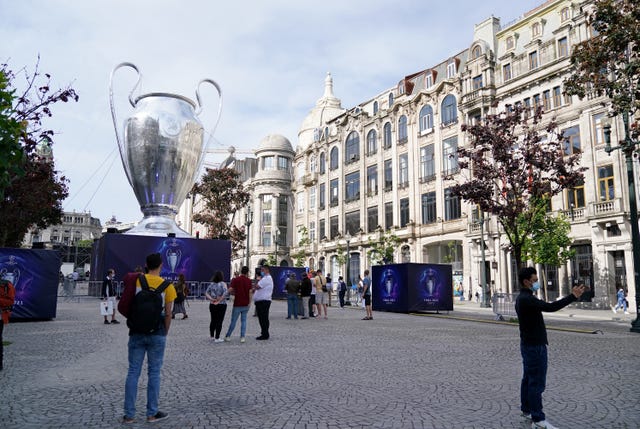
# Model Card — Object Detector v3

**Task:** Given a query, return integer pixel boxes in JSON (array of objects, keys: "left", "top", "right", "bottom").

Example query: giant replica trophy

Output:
[{"left": 109, "top": 62, "right": 222, "bottom": 237}]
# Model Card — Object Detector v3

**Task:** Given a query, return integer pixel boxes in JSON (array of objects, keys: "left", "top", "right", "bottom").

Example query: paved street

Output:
[{"left": 1, "top": 296, "right": 639, "bottom": 429}]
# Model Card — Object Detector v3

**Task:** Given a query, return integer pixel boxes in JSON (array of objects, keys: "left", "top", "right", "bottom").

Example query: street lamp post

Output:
[
  {"left": 479, "top": 211, "right": 490, "bottom": 308},
  {"left": 245, "top": 207, "right": 253, "bottom": 270},
  {"left": 345, "top": 232, "right": 351, "bottom": 289},
  {"left": 603, "top": 114, "right": 640, "bottom": 333},
  {"left": 273, "top": 229, "right": 280, "bottom": 267}
]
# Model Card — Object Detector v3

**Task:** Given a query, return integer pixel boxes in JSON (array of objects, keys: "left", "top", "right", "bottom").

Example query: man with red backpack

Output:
[{"left": 0, "top": 278, "right": 16, "bottom": 371}]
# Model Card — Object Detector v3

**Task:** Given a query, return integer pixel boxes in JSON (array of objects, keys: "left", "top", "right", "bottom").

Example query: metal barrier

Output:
[{"left": 492, "top": 293, "right": 518, "bottom": 321}]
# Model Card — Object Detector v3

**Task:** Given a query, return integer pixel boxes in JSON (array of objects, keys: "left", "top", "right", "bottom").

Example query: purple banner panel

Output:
[
  {"left": 270, "top": 266, "right": 307, "bottom": 300},
  {"left": 91, "top": 234, "right": 231, "bottom": 284},
  {"left": 0, "top": 248, "right": 61, "bottom": 320},
  {"left": 372, "top": 263, "right": 453, "bottom": 313}
]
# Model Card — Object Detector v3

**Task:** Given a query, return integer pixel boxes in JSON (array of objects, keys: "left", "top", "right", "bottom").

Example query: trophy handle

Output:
[
  {"left": 109, "top": 62, "right": 142, "bottom": 185},
  {"left": 195, "top": 79, "right": 223, "bottom": 170}
]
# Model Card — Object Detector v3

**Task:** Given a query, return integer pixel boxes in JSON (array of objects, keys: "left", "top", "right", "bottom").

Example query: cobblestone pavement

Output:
[{"left": 1, "top": 297, "right": 639, "bottom": 429}]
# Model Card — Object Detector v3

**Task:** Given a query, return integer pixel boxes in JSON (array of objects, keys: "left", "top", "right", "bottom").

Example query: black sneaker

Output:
[
  {"left": 104, "top": 320, "right": 110, "bottom": 325},
  {"left": 147, "top": 411, "right": 168, "bottom": 423},
  {"left": 121, "top": 415, "right": 135, "bottom": 424},
  {"left": 110, "top": 319, "right": 120, "bottom": 324}
]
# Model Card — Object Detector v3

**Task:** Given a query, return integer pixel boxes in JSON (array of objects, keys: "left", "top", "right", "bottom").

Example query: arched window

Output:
[
  {"left": 383, "top": 122, "right": 392, "bottom": 149},
  {"left": 309, "top": 155, "right": 316, "bottom": 173},
  {"left": 401, "top": 245, "right": 411, "bottom": 263},
  {"left": 532, "top": 22, "right": 541, "bottom": 38},
  {"left": 345, "top": 131, "right": 360, "bottom": 163},
  {"left": 329, "top": 146, "right": 339, "bottom": 170},
  {"left": 398, "top": 115, "right": 408, "bottom": 144},
  {"left": 388, "top": 92, "right": 394, "bottom": 107},
  {"left": 309, "top": 257, "right": 315, "bottom": 270},
  {"left": 560, "top": 7, "right": 570, "bottom": 22},
  {"left": 471, "top": 45, "right": 482, "bottom": 59},
  {"left": 441, "top": 94, "right": 458, "bottom": 125},
  {"left": 419, "top": 105, "right": 434, "bottom": 131},
  {"left": 373, "top": 101, "right": 379, "bottom": 115},
  {"left": 506, "top": 36, "right": 515, "bottom": 51},
  {"left": 319, "top": 152, "right": 326, "bottom": 174},
  {"left": 366, "top": 129, "right": 377, "bottom": 155}
]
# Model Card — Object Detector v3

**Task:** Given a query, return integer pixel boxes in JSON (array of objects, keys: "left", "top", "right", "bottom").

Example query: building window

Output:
[
  {"left": 297, "top": 192, "right": 304, "bottom": 214},
  {"left": 533, "top": 93, "right": 541, "bottom": 108},
  {"left": 506, "top": 36, "right": 515, "bottom": 51},
  {"left": 503, "top": 63, "right": 512, "bottom": 81},
  {"left": 319, "top": 219, "right": 325, "bottom": 240},
  {"left": 277, "top": 156, "right": 289, "bottom": 171},
  {"left": 262, "top": 156, "right": 275, "bottom": 170},
  {"left": 400, "top": 198, "right": 410, "bottom": 227},
  {"left": 593, "top": 112, "right": 606, "bottom": 146},
  {"left": 366, "top": 129, "right": 377, "bottom": 155},
  {"left": 425, "top": 73, "right": 433, "bottom": 88},
  {"left": 296, "top": 162, "right": 305, "bottom": 180},
  {"left": 388, "top": 92, "right": 394, "bottom": 107},
  {"left": 373, "top": 101, "right": 379, "bottom": 114},
  {"left": 279, "top": 196, "right": 288, "bottom": 226},
  {"left": 524, "top": 98, "right": 531, "bottom": 117},
  {"left": 319, "top": 183, "right": 325, "bottom": 210},
  {"left": 398, "top": 115, "right": 408, "bottom": 144},
  {"left": 261, "top": 226, "right": 272, "bottom": 247},
  {"left": 345, "top": 211, "right": 360, "bottom": 236},
  {"left": 345, "top": 131, "right": 360, "bottom": 163},
  {"left": 367, "top": 206, "right": 378, "bottom": 233},
  {"left": 330, "top": 179, "right": 339, "bottom": 207},
  {"left": 367, "top": 165, "right": 378, "bottom": 195},
  {"left": 383, "top": 122, "right": 392, "bottom": 148},
  {"left": 309, "top": 221, "right": 316, "bottom": 242},
  {"left": 473, "top": 75, "right": 483, "bottom": 90},
  {"left": 398, "top": 154, "right": 409, "bottom": 186},
  {"left": 385, "top": 202, "right": 393, "bottom": 230},
  {"left": 446, "top": 59, "right": 457, "bottom": 78},
  {"left": 419, "top": 105, "right": 433, "bottom": 132},
  {"left": 563, "top": 126, "right": 581, "bottom": 155},
  {"left": 560, "top": 7, "right": 570, "bottom": 22},
  {"left": 598, "top": 165, "right": 615, "bottom": 201},
  {"left": 420, "top": 145, "right": 435, "bottom": 182},
  {"left": 345, "top": 171, "right": 360, "bottom": 202},
  {"left": 384, "top": 159, "right": 393, "bottom": 191},
  {"left": 567, "top": 186, "right": 585, "bottom": 209},
  {"left": 329, "top": 147, "right": 339, "bottom": 170},
  {"left": 309, "top": 186, "right": 316, "bottom": 210},
  {"left": 553, "top": 86, "right": 562, "bottom": 108},
  {"left": 262, "top": 194, "right": 272, "bottom": 225},
  {"left": 319, "top": 152, "right": 326, "bottom": 174},
  {"left": 330, "top": 216, "right": 339, "bottom": 240},
  {"left": 532, "top": 22, "right": 541, "bottom": 38},
  {"left": 471, "top": 45, "right": 482, "bottom": 59},
  {"left": 444, "top": 188, "right": 461, "bottom": 220},
  {"left": 309, "top": 155, "right": 316, "bottom": 173},
  {"left": 558, "top": 36, "right": 568, "bottom": 58},
  {"left": 529, "top": 51, "right": 539, "bottom": 70},
  {"left": 421, "top": 192, "right": 436, "bottom": 224},
  {"left": 443, "top": 136, "right": 459, "bottom": 175},
  {"left": 543, "top": 90, "right": 552, "bottom": 111},
  {"left": 441, "top": 94, "right": 458, "bottom": 125}
]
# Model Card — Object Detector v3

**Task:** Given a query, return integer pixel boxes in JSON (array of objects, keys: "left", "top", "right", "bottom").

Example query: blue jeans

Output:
[
  {"left": 614, "top": 297, "right": 627, "bottom": 312},
  {"left": 124, "top": 333, "right": 167, "bottom": 418},
  {"left": 287, "top": 294, "right": 299, "bottom": 318},
  {"left": 520, "top": 343, "right": 547, "bottom": 423},
  {"left": 225, "top": 306, "right": 248, "bottom": 338}
]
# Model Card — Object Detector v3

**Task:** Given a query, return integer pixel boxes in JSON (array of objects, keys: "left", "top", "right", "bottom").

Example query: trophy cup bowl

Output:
[{"left": 109, "top": 63, "right": 222, "bottom": 237}]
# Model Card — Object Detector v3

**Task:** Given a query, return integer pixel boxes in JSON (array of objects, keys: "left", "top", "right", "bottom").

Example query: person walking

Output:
[
  {"left": 315, "top": 269, "right": 328, "bottom": 319},
  {"left": 285, "top": 273, "right": 300, "bottom": 319},
  {"left": 224, "top": 266, "right": 253, "bottom": 343},
  {"left": 300, "top": 273, "right": 312, "bottom": 319},
  {"left": 253, "top": 265, "right": 273, "bottom": 340},
  {"left": 362, "top": 270, "right": 373, "bottom": 320},
  {"left": 205, "top": 271, "right": 228, "bottom": 343},
  {"left": 172, "top": 274, "right": 189, "bottom": 320},
  {"left": 0, "top": 278, "right": 16, "bottom": 371},
  {"left": 101, "top": 269, "right": 120, "bottom": 325},
  {"left": 338, "top": 276, "right": 347, "bottom": 308},
  {"left": 515, "top": 267, "right": 586, "bottom": 429},
  {"left": 309, "top": 271, "right": 317, "bottom": 317},
  {"left": 325, "top": 273, "right": 333, "bottom": 306},
  {"left": 612, "top": 287, "right": 629, "bottom": 314},
  {"left": 122, "top": 253, "right": 176, "bottom": 424}
]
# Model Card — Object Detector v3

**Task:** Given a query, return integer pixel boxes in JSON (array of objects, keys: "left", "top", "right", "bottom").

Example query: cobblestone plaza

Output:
[{"left": 1, "top": 298, "right": 638, "bottom": 428}]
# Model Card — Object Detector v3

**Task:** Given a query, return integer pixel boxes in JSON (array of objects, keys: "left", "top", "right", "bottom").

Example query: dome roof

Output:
[
  {"left": 297, "top": 72, "right": 345, "bottom": 151},
  {"left": 256, "top": 134, "right": 294, "bottom": 154}
]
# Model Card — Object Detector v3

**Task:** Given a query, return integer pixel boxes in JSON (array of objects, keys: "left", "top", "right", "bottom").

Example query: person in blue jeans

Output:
[
  {"left": 122, "top": 253, "right": 176, "bottom": 424},
  {"left": 612, "top": 287, "right": 629, "bottom": 314},
  {"left": 285, "top": 273, "right": 300, "bottom": 319},
  {"left": 224, "top": 266, "right": 253, "bottom": 342},
  {"left": 515, "top": 267, "right": 586, "bottom": 429}
]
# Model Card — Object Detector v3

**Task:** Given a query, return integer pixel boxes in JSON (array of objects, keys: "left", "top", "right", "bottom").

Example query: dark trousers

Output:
[
  {"left": 255, "top": 300, "right": 271, "bottom": 338},
  {"left": 520, "top": 343, "right": 548, "bottom": 423},
  {"left": 309, "top": 295, "right": 316, "bottom": 316},
  {"left": 0, "top": 322, "right": 3, "bottom": 369},
  {"left": 339, "top": 290, "right": 346, "bottom": 307},
  {"left": 209, "top": 304, "right": 227, "bottom": 339}
]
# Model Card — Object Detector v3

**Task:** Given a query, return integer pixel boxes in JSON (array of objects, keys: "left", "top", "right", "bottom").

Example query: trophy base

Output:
[{"left": 125, "top": 216, "right": 192, "bottom": 237}]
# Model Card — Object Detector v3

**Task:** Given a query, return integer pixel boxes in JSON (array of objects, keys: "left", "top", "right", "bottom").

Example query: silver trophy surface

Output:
[{"left": 109, "top": 62, "right": 222, "bottom": 237}]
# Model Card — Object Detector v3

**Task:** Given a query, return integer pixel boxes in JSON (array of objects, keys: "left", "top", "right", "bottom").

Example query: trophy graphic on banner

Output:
[
  {"left": 0, "top": 256, "right": 20, "bottom": 289},
  {"left": 109, "top": 62, "right": 223, "bottom": 237},
  {"left": 425, "top": 268, "right": 436, "bottom": 296},
  {"left": 166, "top": 249, "right": 181, "bottom": 273}
]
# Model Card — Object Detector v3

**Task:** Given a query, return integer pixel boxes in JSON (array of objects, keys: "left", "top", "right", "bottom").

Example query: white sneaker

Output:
[
  {"left": 240, "top": 337, "right": 246, "bottom": 343},
  {"left": 214, "top": 338, "right": 224, "bottom": 343},
  {"left": 520, "top": 412, "right": 532, "bottom": 420},
  {"left": 532, "top": 420, "right": 558, "bottom": 429},
  {"left": 624, "top": 311, "right": 630, "bottom": 314},
  {"left": 224, "top": 337, "right": 231, "bottom": 342},
  {"left": 611, "top": 306, "right": 617, "bottom": 314}
]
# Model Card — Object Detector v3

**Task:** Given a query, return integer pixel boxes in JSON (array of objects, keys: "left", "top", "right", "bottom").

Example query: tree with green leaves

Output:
[
  {"left": 0, "top": 61, "right": 78, "bottom": 248},
  {"left": 452, "top": 105, "right": 585, "bottom": 270},
  {"left": 367, "top": 228, "right": 401, "bottom": 265},
  {"left": 191, "top": 167, "right": 250, "bottom": 257},
  {"left": 291, "top": 226, "right": 310, "bottom": 267}
]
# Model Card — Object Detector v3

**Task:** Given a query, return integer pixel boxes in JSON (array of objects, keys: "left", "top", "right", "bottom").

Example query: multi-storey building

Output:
[
  {"left": 192, "top": 0, "right": 635, "bottom": 310},
  {"left": 22, "top": 211, "right": 103, "bottom": 247}
]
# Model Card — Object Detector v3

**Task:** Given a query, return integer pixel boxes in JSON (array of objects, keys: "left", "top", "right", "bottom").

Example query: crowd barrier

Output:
[{"left": 492, "top": 293, "right": 518, "bottom": 321}]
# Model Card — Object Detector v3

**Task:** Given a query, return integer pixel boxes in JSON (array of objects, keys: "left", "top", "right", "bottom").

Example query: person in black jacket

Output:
[
  {"left": 515, "top": 267, "right": 586, "bottom": 429},
  {"left": 300, "top": 274, "right": 312, "bottom": 319},
  {"left": 101, "top": 269, "right": 120, "bottom": 325}
]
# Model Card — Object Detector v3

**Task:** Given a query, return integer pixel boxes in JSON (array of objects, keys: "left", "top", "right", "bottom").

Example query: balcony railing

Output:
[{"left": 592, "top": 198, "right": 621, "bottom": 216}]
